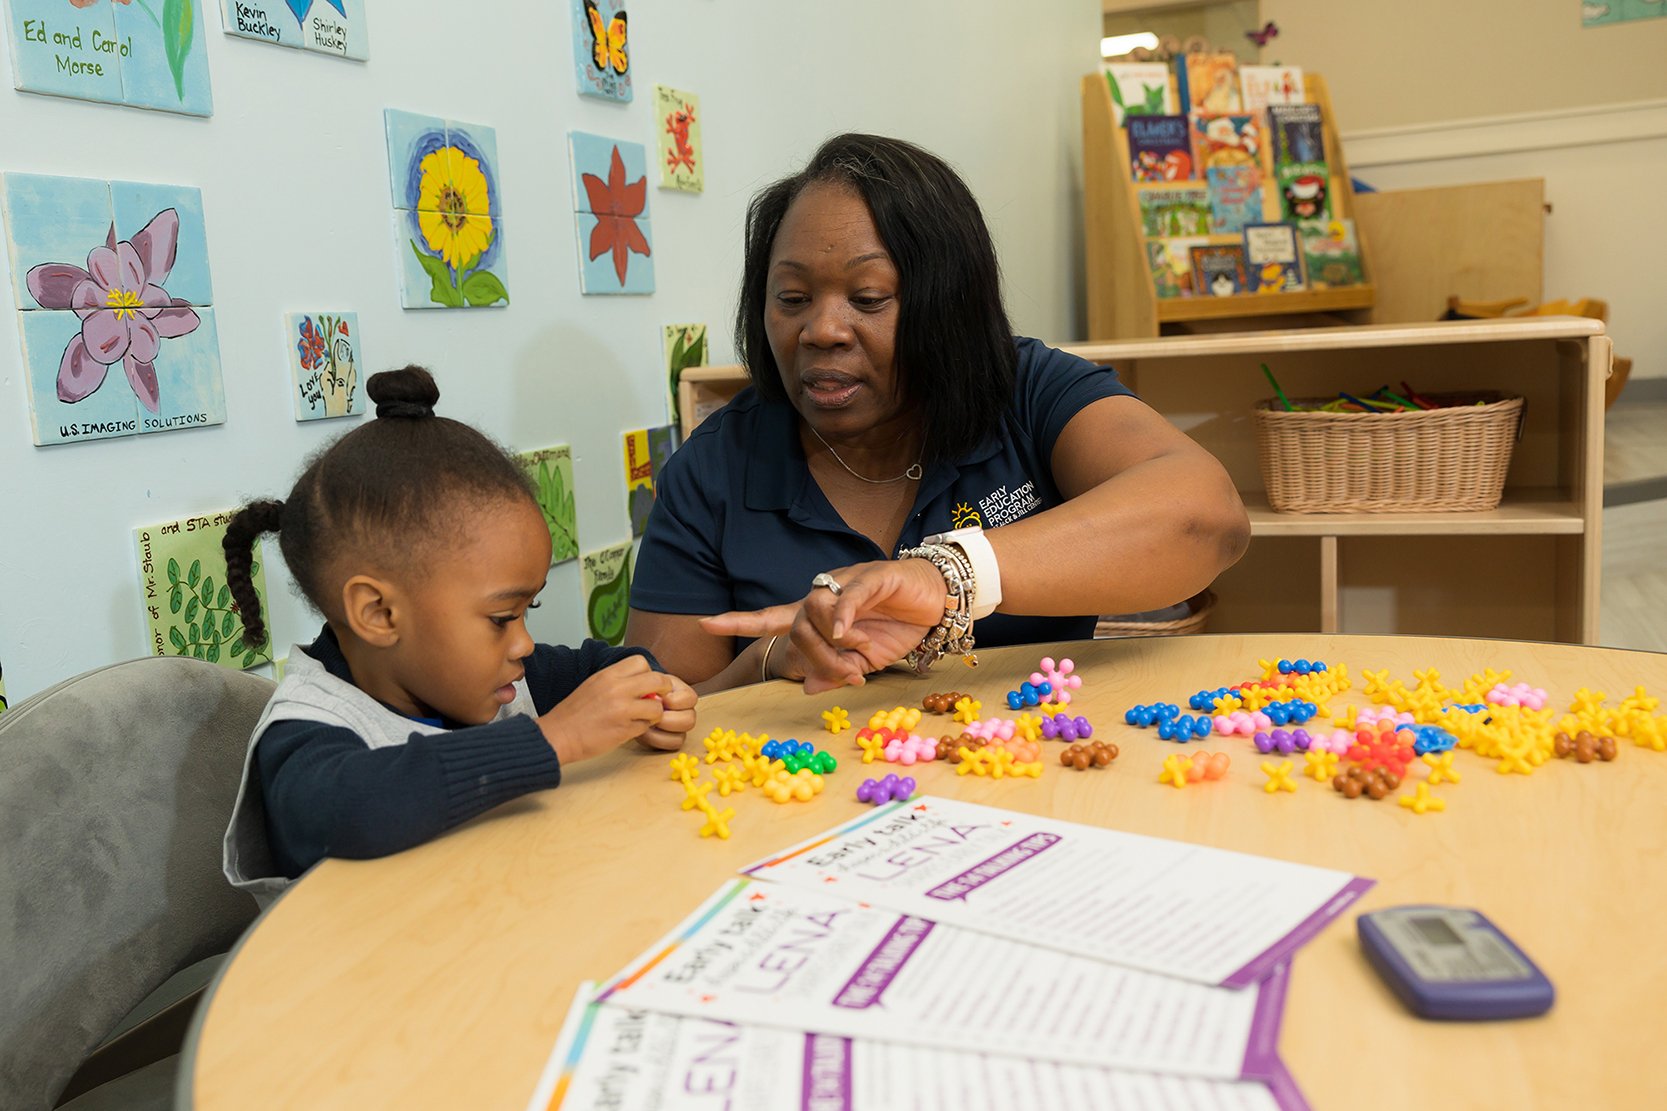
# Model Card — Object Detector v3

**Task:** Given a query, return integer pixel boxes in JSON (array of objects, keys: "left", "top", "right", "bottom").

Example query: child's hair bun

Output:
[{"left": 368, "top": 366, "right": 440, "bottom": 419}]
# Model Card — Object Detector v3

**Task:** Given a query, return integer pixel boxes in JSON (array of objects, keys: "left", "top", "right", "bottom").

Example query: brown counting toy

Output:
[
  {"left": 1334, "top": 764, "right": 1400, "bottom": 800},
  {"left": 936, "top": 734, "right": 986, "bottom": 763},
  {"left": 1060, "top": 741, "right": 1118, "bottom": 771},
  {"left": 923, "top": 692, "right": 971, "bottom": 714},
  {"left": 1554, "top": 730, "right": 1617, "bottom": 763}
]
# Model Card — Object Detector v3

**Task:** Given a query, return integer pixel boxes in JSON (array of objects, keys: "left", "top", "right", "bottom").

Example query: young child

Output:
[{"left": 220, "top": 366, "right": 697, "bottom": 902}]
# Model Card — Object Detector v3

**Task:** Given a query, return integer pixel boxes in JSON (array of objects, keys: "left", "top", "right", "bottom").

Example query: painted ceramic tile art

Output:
[
  {"left": 571, "top": 0, "right": 629, "bottom": 102},
  {"left": 622, "top": 425, "right": 676, "bottom": 537},
  {"left": 568, "top": 131, "right": 653, "bottom": 295},
  {"left": 581, "top": 541, "right": 632, "bottom": 646},
  {"left": 516, "top": 444, "right": 579, "bottom": 565},
  {"left": 2, "top": 171, "right": 226, "bottom": 446},
  {"left": 135, "top": 509, "right": 273, "bottom": 670},
  {"left": 662, "top": 321, "right": 707, "bottom": 422},
  {"left": 654, "top": 85, "right": 702, "bottom": 192},
  {"left": 285, "top": 311, "right": 364, "bottom": 420},
  {"left": 219, "top": 0, "right": 370, "bottom": 59},
  {"left": 3, "top": 0, "right": 214, "bottom": 116},
  {"left": 385, "top": 109, "right": 510, "bottom": 308}
]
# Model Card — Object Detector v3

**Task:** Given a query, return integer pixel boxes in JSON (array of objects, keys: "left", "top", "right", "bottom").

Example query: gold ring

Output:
[{"left": 811, "top": 572, "right": 843, "bottom": 596}]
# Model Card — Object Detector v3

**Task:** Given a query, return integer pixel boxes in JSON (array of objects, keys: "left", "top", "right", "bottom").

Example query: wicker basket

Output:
[
  {"left": 1253, "top": 391, "right": 1524, "bottom": 513},
  {"left": 1095, "top": 590, "right": 1215, "bottom": 639}
]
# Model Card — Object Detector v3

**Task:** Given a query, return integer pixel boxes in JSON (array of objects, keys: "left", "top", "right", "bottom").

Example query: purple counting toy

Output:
[{"left": 857, "top": 774, "right": 917, "bottom": 806}]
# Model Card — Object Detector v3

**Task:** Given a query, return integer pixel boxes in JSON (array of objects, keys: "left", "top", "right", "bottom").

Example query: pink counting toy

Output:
[
  {"left": 963, "top": 718, "right": 1017, "bottom": 742},
  {"left": 1486, "top": 682, "right": 1548, "bottom": 710},
  {"left": 883, "top": 734, "right": 938, "bottom": 765},
  {"left": 1030, "top": 657, "right": 1082, "bottom": 706}
]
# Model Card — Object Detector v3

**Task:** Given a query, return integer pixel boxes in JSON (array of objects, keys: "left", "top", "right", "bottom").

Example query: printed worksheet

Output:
[
  {"left": 593, "top": 881, "right": 1287, "bottom": 1080},
  {"left": 528, "top": 984, "right": 1311, "bottom": 1111},
  {"left": 743, "top": 797, "right": 1372, "bottom": 987}
]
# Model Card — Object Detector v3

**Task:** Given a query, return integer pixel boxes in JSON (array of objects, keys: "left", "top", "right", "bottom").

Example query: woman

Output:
[{"left": 627, "top": 134, "right": 1249, "bottom": 693}]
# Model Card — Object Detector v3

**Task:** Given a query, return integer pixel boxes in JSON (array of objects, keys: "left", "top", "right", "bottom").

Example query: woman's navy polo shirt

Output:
[{"left": 631, "top": 337, "right": 1135, "bottom": 648}]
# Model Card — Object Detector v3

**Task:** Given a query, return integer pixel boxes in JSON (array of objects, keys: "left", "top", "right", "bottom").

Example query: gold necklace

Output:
[{"left": 808, "top": 425, "right": 923, "bottom": 484}]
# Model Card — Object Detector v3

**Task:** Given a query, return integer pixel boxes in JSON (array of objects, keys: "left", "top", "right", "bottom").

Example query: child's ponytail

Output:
[{"left": 223, "top": 499, "right": 285, "bottom": 648}]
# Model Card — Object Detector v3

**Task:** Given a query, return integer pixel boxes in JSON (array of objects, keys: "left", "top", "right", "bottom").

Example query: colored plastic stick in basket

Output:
[
  {"left": 1399, "top": 382, "right": 1438, "bottom": 409},
  {"left": 1377, "top": 388, "right": 1422, "bottom": 411},
  {"left": 1261, "top": 363, "right": 1296, "bottom": 411}
]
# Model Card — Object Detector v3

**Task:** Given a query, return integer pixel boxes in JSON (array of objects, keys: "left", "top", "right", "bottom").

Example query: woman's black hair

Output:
[
  {"left": 223, "top": 366, "right": 535, "bottom": 647},
  {"left": 735, "top": 133, "right": 1017, "bottom": 465}
]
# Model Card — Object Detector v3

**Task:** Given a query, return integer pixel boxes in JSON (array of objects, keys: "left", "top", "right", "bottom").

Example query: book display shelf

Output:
[{"left": 1081, "top": 70, "right": 1376, "bottom": 340}]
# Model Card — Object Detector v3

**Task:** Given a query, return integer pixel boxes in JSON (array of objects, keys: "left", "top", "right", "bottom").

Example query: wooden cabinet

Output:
[
  {"left": 671, "top": 320, "right": 1609, "bottom": 644},
  {"left": 1064, "top": 318, "right": 1609, "bottom": 644}
]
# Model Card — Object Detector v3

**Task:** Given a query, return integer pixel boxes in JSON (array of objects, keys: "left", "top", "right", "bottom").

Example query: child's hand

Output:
[
  {"left": 538, "top": 656, "right": 672, "bottom": 765},
  {"left": 636, "top": 675, "right": 697, "bottom": 751}
]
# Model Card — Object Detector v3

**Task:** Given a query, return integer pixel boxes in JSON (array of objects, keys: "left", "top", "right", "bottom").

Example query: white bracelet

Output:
[{"left": 922, "top": 527, "right": 1002, "bottom": 620}]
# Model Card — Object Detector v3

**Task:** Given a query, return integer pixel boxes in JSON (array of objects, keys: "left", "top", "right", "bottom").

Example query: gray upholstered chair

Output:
[{"left": 0, "top": 656, "right": 274, "bottom": 1110}]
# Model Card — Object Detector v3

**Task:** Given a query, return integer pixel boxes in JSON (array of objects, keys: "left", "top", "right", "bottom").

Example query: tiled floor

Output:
[{"left": 1600, "top": 387, "right": 1667, "bottom": 654}]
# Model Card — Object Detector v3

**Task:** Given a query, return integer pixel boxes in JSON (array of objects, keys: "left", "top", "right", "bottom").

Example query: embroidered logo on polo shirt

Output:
[
  {"left": 978, "top": 481, "right": 1040, "bottom": 528},
  {"left": 951, "top": 501, "right": 984, "bottom": 529}
]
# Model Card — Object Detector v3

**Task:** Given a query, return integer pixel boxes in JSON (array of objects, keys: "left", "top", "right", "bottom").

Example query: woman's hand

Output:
[{"left": 700, "top": 558, "right": 947, "bottom": 693}]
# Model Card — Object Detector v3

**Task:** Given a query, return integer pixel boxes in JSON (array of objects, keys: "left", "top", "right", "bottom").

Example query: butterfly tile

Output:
[{"left": 570, "top": 0, "right": 631, "bottom": 103}]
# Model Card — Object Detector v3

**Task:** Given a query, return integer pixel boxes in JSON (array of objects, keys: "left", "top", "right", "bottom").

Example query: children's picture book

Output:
[
  {"left": 134, "top": 510, "right": 273, "bottom": 671},
  {"left": 1104, "top": 62, "right": 1174, "bottom": 126},
  {"left": 1146, "top": 236, "right": 1211, "bottom": 298},
  {"left": 1206, "top": 165, "right": 1265, "bottom": 235},
  {"left": 1238, "top": 65, "right": 1304, "bottom": 112},
  {"left": 1190, "top": 243, "right": 1247, "bottom": 297},
  {"left": 1188, "top": 113, "right": 1263, "bottom": 173},
  {"left": 1300, "top": 218, "right": 1365, "bottom": 288},
  {"left": 1276, "top": 164, "right": 1332, "bottom": 223},
  {"left": 1268, "top": 103, "right": 1326, "bottom": 167},
  {"left": 1127, "top": 115, "right": 1193, "bottom": 182},
  {"left": 1243, "top": 224, "right": 1304, "bottom": 293},
  {"left": 515, "top": 444, "right": 579, "bottom": 565},
  {"left": 1178, "top": 52, "right": 1242, "bottom": 114},
  {"left": 1138, "top": 184, "right": 1211, "bottom": 237},
  {"left": 581, "top": 541, "right": 633, "bottom": 646}
]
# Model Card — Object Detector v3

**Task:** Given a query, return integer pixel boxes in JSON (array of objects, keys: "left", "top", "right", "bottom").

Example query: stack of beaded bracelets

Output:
[{"left": 897, "top": 542, "right": 978, "bottom": 673}]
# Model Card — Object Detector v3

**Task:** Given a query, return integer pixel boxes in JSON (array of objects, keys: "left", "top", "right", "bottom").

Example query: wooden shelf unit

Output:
[
  {"left": 668, "top": 322, "right": 1609, "bottom": 644},
  {"left": 1061, "top": 318, "right": 1609, "bottom": 644},
  {"left": 1080, "top": 70, "right": 1375, "bottom": 339}
]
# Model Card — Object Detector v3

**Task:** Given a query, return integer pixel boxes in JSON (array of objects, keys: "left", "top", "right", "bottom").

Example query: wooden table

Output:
[{"left": 183, "top": 635, "right": 1667, "bottom": 1110}]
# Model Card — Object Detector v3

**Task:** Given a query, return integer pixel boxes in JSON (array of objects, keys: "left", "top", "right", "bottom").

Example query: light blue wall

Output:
[{"left": 0, "top": 0, "right": 1103, "bottom": 698}]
